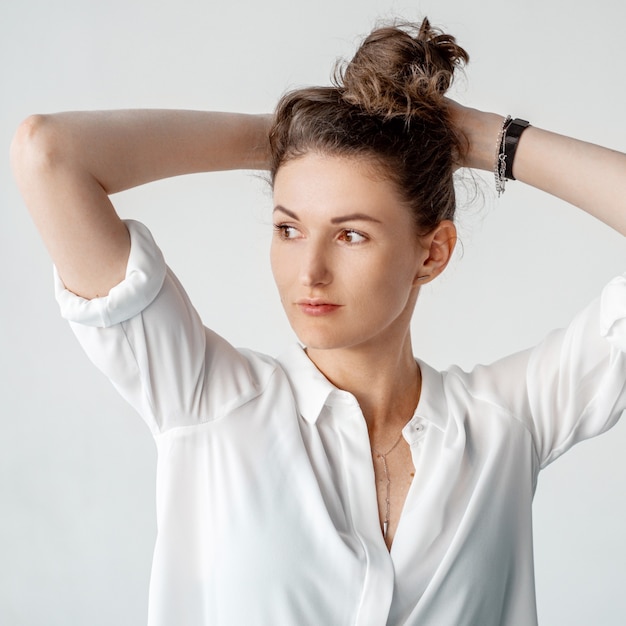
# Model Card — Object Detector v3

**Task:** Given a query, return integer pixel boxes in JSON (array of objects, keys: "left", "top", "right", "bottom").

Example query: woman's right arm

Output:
[{"left": 10, "top": 110, "right": 271, "bottom": 300}]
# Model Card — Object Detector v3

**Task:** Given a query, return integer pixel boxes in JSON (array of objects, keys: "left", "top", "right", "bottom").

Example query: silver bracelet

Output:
[{"left": 494, "top": 115, "right": 511, "bottom": 197}]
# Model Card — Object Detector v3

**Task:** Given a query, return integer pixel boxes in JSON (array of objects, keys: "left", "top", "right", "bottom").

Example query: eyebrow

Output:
[{"left": 273, "top": 205, "right": 382, "bottom": 224}]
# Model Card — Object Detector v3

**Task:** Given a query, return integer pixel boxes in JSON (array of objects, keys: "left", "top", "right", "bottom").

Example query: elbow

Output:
[{"left": 10, "top": 114, "right": 65, "bottom": 181}]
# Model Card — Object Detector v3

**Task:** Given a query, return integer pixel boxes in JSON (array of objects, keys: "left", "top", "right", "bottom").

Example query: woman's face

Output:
[{"left": 270, "top": 152, "right": 431, "bottom": 353}]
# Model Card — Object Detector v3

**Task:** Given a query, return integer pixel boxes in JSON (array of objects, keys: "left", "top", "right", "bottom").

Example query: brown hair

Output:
[{"left": 268, "top": 18, "right": 469, "bottom": 234}]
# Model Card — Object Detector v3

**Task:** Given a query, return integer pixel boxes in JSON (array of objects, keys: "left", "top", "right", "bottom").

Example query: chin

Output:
[
  {"left": 294, "top": 333, "right": 345, "bottom": 351},
  {"left": 290, "top": 324, "right": 347, "bottom": 351},
  {"left": 292, "top": 323, "right": 376, "bottom": 353},
  {"left": 287, "top": 310, "right": 398, "bottom": 353}
]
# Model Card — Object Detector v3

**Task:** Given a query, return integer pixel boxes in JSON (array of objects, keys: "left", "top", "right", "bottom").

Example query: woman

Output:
[{"left": 11, "top": 18, "right": 626, "bottom": 626}]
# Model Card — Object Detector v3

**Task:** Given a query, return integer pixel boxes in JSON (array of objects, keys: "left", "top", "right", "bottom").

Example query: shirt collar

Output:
[
  {"left": 412, "top": 358, "right": 449, "bottom": 432},
  {"left": 277, "top": 343, "right": 449, "bottom": 432},
  {"left": 276, "top": 343, "right": 337, "bottom": 424}
]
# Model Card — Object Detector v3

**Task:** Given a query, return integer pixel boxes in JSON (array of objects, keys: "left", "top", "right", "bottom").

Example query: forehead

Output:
[{"left": 273, "top": 152, "right": 407, "bottom": 218}]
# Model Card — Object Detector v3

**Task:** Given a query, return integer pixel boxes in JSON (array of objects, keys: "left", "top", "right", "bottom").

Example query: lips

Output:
[{"left": 296, "top": 299, "right": 342, "bottom": 316}]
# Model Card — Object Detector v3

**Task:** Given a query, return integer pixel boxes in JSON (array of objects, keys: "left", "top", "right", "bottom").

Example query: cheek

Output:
[
  {"left": 365, "top": 249, "right": 417, "bottom": 291},
  {"left": 358, "top": 277, "right": 412, "bottom": 316},
  {"left": 345, "top": 259, "right": 412, "bottom": 318}
]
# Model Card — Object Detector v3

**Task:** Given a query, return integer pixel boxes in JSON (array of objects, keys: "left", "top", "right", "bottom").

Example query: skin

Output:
[
  {"left": 10, "top": 111, "right": 273, "bottom": 299},
  {"left": 11, "top": 101, "right": 626, "bottom": 549},
  {"left": 271, "top": 153, "right": 456, "bottom": 546},
  {"left": 271, "top": 153, "right": 453, "bottom": 357}
]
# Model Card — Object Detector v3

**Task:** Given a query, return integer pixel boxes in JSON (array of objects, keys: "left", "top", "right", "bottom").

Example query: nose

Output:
[{"left": 299, "top": 240, "right": 332, "bottom": 287}]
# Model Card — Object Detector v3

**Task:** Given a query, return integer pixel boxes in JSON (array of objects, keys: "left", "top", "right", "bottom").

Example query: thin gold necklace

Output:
[{"left": 371, "top": 431, "right": 404, "bottom": 539}]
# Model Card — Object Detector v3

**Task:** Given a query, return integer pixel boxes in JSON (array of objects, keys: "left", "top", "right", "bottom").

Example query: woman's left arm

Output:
[{"left": 450, "top": 102, "right": 626, "bottom": 237}]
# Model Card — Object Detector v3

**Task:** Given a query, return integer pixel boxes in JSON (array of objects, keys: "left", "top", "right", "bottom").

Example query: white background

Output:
[{"left": 2, "top": 0, "right": 626, "bottom": 624}]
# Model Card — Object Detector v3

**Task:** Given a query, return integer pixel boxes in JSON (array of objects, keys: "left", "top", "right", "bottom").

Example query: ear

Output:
[{"left": 413, "top": 220, "right": 457, "bottom": 285}]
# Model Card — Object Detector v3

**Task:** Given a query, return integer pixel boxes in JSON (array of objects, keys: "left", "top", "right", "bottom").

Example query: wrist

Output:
[{"left": 461, "top": 110, "right": 507, "bottom": 172}]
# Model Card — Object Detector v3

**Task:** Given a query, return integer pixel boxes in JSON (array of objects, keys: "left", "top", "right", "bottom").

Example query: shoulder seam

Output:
[{"left": 446, "top": 367, "right": 541, "bottom": 466}]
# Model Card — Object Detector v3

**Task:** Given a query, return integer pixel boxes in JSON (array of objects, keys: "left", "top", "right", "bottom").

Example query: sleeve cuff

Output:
[
  {"left": 54, "top": 219, "right": 167, "bottom": 328},
  {"left": 600, "top": 273, "right": 626, "bottom": 351}
]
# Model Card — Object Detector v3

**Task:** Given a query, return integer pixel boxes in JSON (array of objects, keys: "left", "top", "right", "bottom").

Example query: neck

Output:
[{"left": 306, "top": 332, "right": 421, "bottom": 434}]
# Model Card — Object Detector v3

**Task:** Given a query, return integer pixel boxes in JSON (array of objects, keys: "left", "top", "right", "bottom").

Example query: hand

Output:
[
  {"left": 445, "top": 98, "right": 505, "bottom": 172},
  {"left": 446, "top": 99, "right": 626, "bottom": 236}
]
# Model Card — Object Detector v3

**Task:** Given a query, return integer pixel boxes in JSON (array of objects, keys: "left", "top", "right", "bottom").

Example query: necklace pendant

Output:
[{"left": 383, "top": 520, "right": 388, "bottom": 538}]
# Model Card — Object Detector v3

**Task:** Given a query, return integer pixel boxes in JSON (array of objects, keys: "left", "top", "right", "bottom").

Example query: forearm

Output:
[
  {"left": 513, "top": 127, "right": 626, "bottom": 236},
  {"left": 11, "top": 109, "right": 272, "bottom": 299},
  {"left": 453, "top": 103, "right": 626, "bottom": 236},
  {"left": 13, "top": 110, "right": 271, "bottom": 193}
]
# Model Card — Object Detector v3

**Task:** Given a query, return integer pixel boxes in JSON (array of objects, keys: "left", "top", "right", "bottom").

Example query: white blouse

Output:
[{"left": 55, "top": 220, "right": 626, "bottom": 626}]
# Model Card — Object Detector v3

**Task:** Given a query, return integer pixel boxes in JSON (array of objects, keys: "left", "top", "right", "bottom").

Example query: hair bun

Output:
[{"left": 337, "top": 18, "right": 469, "bottom": 119}]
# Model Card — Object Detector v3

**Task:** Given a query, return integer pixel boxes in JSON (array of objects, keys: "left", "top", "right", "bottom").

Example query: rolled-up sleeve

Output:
[
  {"left": 54, "top": 220, "right": 167, "bottom": 328},
  {"left": 55, "top": 220, "right": 263, "bottom": 436},
  {"left": 600, "top": 274, "right": 626, "bottom": 351},
  {"left": 463, "top": 273, "right": 626, "bottom": 470},
  {"left": 528, "top": 280, "right": 626, "bottom": 467}
]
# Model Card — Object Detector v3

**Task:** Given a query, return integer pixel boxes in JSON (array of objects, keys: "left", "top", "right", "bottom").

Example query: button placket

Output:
[
  {"left": 404, "top": 419, "right": 428, "bottom": 446},
  {"left": 330, "top": 393, "right": 396, "bottom": 625}
]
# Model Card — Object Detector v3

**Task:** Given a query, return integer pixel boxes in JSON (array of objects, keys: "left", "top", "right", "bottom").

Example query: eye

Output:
[
  {"left": 338, "top": 229, "right": 367, "bottom": 244},
  {"left": 273, "top": 223, "right": 301, "bottom": 240}
]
